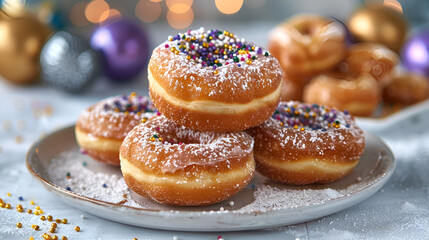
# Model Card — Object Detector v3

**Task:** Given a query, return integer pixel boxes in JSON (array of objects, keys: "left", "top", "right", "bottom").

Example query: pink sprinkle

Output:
[
  {"left": 217, "top": 236, "right": 222, "bottom": 239},
  {"left": 247, "top": 54, "right": 251, "bottom": 58},
  {"left": 179, "top": 142, "right": 183, "bottom": 145},
  {"left": 164, "top": 44, "right": 169, "bottom": 48},
  {"left": 191, "top": 45, "right": 195, "bottom": 50},
  {"left": 156, "top": 112, "right": 161, "bottom": 116},
  {"left": 156, "top": 127, "right": 160, "bottom": 131},
  {"left": 225, "top": 62, "right": 229, "bottom": 65},
  {"left": 240, "top": 57, "right": 245, "bottom": 61}
]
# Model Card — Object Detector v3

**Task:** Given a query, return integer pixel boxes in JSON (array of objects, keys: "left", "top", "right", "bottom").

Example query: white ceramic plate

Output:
[
  {"left": 356, "top": 99, "right": 429, "bottom": 131},
  {"left": 26, "top": 125, "right": 395, "bottom": 232}
]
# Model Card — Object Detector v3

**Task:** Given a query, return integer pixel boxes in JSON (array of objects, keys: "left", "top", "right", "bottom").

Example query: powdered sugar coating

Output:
[
  {"left": 76, "top": 94, "right": 157, "bottom": 139},
  {"left": 148, "top": 27, "right": 283, "bottom": 103},
  {"left": 247, "top": 101, "right": 365, "bottom": 160},
  {"left": 120, "top": 115, "right": 254, "bottom": 173}
]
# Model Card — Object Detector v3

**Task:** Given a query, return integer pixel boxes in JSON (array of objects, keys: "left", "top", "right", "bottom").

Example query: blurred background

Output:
[{"left": 0, "top": 0, "right": 428, "bottom": 98}]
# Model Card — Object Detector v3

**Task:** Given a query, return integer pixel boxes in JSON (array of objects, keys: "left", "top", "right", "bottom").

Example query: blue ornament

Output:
[{"left": 40, "top": 31, "right": 100, "bottom": 93}]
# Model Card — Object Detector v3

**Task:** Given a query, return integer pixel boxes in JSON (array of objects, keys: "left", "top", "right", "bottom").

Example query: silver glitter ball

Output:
[{"left": 40, "top": 31, "right": 100, "bottom": 93}]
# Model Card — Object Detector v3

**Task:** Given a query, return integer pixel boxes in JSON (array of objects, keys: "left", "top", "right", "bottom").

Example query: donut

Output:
[
  {"left": 303, "top": 71, "right": 380, "bottom": 116},
  {"left": 383, "top": 70, "right": 429, "bottom": 105},
  {"left": 119, "top": 115, "right": 255, "bottom": 206},
  {"left": 268, "top": 14, "right": 347, "bottom": 77},
  {"left": 148, "top": 28, "right": 282, "bottom": 133},
  {"left": 75, "top": 93, "right": 157, "bottom": 165},
  {"left": 280, "top": 74, "right": 309, "bottom": 101},
  {"left": 343, "top": 43, "right": 399, "bottom": 87},
  {"left": 247, "top": 101, "right": 365, "bottom": 185}
]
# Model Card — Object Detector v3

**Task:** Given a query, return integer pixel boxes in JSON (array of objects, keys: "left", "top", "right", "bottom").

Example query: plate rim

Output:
[{"left": 26, "top": 124, "right": 396, "bottom": 218}]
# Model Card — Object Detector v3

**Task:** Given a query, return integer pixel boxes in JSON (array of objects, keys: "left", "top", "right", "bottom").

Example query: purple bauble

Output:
[
  {"left": 402, "top": 31, "right": 429, "bottom": 78},
  {"left": 90, "top": 19, "right": 149, "bottom": 81}
]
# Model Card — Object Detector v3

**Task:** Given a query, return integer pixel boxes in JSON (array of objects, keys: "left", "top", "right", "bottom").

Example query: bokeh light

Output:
[
  {"left": 215, "top": 0, "right": 243, "bottom": 14},
  {"left": 69, "top": 1, "right": 89, "bottom": 26},
  {"left": 85, "top": 0, "right": 110, "bottom": 23},
  {"left": 135, "top": 0, "right": 162, "bottom": 23},
  {"left": 166, "top": 0, "right": 193, "bottom": 14},
  {"left": 99, "top": 8, "right": 121, "bottom": 23},
  {"left": 167, "top": 8, "right": 194, "bottom": 29}
]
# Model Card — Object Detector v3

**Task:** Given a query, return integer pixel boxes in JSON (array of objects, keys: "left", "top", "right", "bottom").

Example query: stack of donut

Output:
[
  {"left": 268, "top": 14, "right": 429, "bottom": 117},
  {"left": 76, "top": 27, "right": 366, "bottom": 207}
]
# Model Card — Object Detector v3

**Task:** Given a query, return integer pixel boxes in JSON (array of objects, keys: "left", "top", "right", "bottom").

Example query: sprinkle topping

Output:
[
  {"left": 165, "top": 27, "right": 269, "bottom": 72},
  {"left": 102, "top": 92, "right": 156, "bottom": 115},
  {"left": 272, "top": 101, "right": 351, "bottom": 131}
]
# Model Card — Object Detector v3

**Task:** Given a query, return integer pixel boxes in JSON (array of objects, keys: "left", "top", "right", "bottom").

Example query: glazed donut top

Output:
[
  {"left": 76, "top": 93, "right": 157, "bottom": 139},
  {"left": 148, "top": 27, "right": 282, "bottom": 103},
  {"left": 258, "top": 101, "right": 364, "bottom": 150},
  {"left": 120, "top": 115, "right": 254, "bottom": 174}
]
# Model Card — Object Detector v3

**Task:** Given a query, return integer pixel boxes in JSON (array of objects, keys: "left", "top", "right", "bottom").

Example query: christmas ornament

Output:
[
  {"left": 0, "top": 10, "right": 52, "bottom": 84},
  {"left": 90, "top": 19, "right": 149, "bottom": 81},
  {"left": 40, "top": 31, "right": 100, "bottom": 93},
  {"left": 402, "top": 30, "right": 429, "bottom": 78},
  {"left": 348, "top": 5, "right": 408, "bottom": 52}
]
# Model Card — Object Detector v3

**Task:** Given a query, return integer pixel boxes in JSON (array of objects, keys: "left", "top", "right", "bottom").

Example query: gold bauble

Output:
[
  {"left": 0, "top": 10, "right": 52, "bottom": 84},
  {"left": 348, "top": 6, "right": 408, "bottom": 52}
]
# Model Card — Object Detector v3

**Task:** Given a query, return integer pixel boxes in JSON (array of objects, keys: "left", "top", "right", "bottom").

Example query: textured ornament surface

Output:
[{"left": 40, "top": 31, "right": 100, "bottom": 93}]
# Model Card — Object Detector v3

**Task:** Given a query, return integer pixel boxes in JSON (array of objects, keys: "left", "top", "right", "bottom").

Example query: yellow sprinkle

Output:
[
  {"left": 51, "top": 223, "right": 57, "bottom": 228},
  {"left": 191, "top": 36, "right": 196, "bottom": 41},
  {"left": 229, "top": 33, "right": 234, "bottom": 37},
  {"left": 0, "top": 198, "right": 2, "bottom": 203},
  {"left": 213, "top": 70, "right": 219, "bottom": 74},
  {"left": 223, "top": 31, "right": 229, "bottom": 35},
  {"left": 39, "top": 209, "right": 44, "bottom": 214},
  {"left": 174, "top": 50, "right": 179, "bottom": 55},
  {"left": 141, "top": 118, "right": 147, "bottom": 123},
  {"left": 170, "top": 47, "right": 176, "bottom": 52},
  {"left": 27, "top": 209, "right": 32, "bottom": 214},
  {"left": 186, "top": 55, "right": 191, "bottom": 60},
  {"left": 34, "top": 211, "right": 40, "bottom": 215},
  {"left": 30, "top": 200, "right": 35, "bottom": 205},
  {"left": 32, "top": 225, "right": 39, "bottom": 230},
  {"left": 133, "top": 238, "right": 138, "bottom": 240},
  {"left": 49, "top": 227, "right": 55, "bottom": 233},
  {"left": 246, "top": 59, "right": 252, "bottom": 65},
  {"left": 5, "top": 203, "right": 11, "bottom": 209},
  {"left": 294, "top": 110, "right": 299, "bottom": 115},
  {"left": 40, "top": 216, "right": 46, "bottom": 221},
  {"left": 16, "top": 222, "right": 22, "bottom": 228},
  {"left": 214, "top": 59, "right": 219, "bottom": 64},
  {"left": 150, "top": 137, "right": 155, "bottom": 141},
  {"left": 17, "top": 207, "right": 23, "bottom": 212},
  {"left": 62, "top": 219, "right": 68, "bottom": 224},
  {"left": 158, "top": 137, "right": 163, "bottom": 142},
  {"left": 16, "top": 204, "right": 22, "bottom": 209},
  {"left": 52, "top": 236, "right": 58, "bottom": 240},
  {"left": 280, "top": 122, "right": 284, "bottom": 126},
  {"left": 124, "top": 111, "right": 129, "bottom": 115},
  {"left": 75, "top": 226, "right": 80, "bottom": 232},
  {"left": 42, "top": 233, "right": 51, "bottom": 240},
  {"left": 47, "top": 215, "right": 53, "bottom": 221},
  {"left": 304, "top": 113, "right": 309, "bottom": 118},
  {"left": 29, "top": 237, "right": 34, "bottom": 240},
  {"left": 7, "top": 193, "right": 11, "bottom": 197},
  {"left": 35, "top": 206, "right": 41, "bottom": 210},
  {"left": 0, "top": 202, "right": 5, "bottom": 208},
  {"left": 300, "top": 127, "right": 305, "bottom": 131},
  {"left": 55, "top": 219, "right": 61, "bottom": 223},
  {"left": 294, "top": 125, "right": 298, "bottom": 129},
  {"left": 61, "top": 236, "right": 67, "bottom": 240},
  {"left": 335, "top": 124, "right": 340, "bottom": 128}
]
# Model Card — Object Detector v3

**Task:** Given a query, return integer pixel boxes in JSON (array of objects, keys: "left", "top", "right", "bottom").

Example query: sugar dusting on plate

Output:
[{"left": 47, "top": 149, "right": 371, "bottom": 213}]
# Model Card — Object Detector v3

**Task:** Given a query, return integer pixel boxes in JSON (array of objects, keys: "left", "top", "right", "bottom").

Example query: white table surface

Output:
[{"left": 1, "top": 22, "right": 429, "bottom": 240}]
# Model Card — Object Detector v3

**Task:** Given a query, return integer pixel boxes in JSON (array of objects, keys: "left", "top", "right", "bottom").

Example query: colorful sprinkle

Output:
[{"left": 165, "top": 28, "right": 270, "bottom": 72}]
